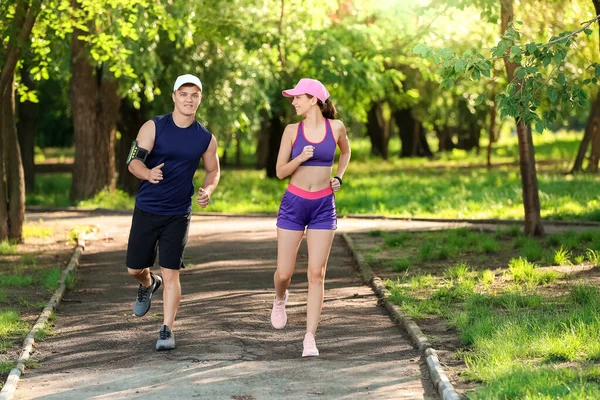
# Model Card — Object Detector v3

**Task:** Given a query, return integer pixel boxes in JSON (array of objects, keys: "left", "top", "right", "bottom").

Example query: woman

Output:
[{"left": 270, "top": 78, "right": 351, "bottom": 357}]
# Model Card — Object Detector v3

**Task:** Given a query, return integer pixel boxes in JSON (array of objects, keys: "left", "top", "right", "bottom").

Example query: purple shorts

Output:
[{"left": 276, "top": 184, "right": 337, "bottom": 231}]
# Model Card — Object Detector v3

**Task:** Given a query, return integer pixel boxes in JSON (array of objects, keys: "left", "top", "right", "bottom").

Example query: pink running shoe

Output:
[
  {"left": 302, "top": 332, "right": 319, "bottom": 357},
  {"left": 270, "top": 290, "right": 289, "bottom": 329}
]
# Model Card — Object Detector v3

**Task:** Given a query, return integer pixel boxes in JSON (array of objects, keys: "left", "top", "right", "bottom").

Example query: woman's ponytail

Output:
[{"left": 318, "top": 99, "right": 337, "bottom": 119}]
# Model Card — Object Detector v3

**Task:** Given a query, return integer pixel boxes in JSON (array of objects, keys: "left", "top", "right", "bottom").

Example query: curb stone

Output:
[
  {"left": 342, "top": 233, "right": 460, "bottom": 400},
  {"left": 0, "top": 240, "right": 85, "bottom": 400}
]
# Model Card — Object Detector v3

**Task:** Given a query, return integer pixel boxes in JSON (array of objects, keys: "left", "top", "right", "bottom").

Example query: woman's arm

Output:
[
  {"left": 331, "top": 120, "right": 350, "bottom": 192},
  {"left": 275, "top": 124, "right": 314, "bottom": 179}
]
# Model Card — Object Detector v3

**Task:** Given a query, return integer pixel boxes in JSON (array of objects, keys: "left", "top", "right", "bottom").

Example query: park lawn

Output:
[
  {"left": 28, "top": 130, "right": 600, "bottom": 222},
  {"left": 349, "top": 226, "right": 600, "bottom": 399},
  {"left": 0, "top": 225, "right": 75, "bottom": 389}
]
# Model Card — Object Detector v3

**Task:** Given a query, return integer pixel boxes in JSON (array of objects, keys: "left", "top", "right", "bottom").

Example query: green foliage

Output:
[{"left": 414, "top": 13, "right": 599, "bottom": 133}]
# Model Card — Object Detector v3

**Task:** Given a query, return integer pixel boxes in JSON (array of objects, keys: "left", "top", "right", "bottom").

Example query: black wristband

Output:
[{"left": 333, "top": 176, "right": 343, "bottom": 186}]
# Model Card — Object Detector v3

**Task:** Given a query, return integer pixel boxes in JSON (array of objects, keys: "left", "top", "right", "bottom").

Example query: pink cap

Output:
[{"left": 282, "top": 78, "right": 330, "bottom": 102}]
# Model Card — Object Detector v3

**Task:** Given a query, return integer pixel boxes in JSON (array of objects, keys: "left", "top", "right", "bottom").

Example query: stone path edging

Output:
[
  {"left": 0, "top": 240, "right": 85, "bottom": 400},
  {"left": 342, "top": 233, "right": 460, "bottom": 400}
]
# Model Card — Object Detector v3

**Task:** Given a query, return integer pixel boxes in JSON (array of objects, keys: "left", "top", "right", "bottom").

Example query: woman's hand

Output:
[
  {"left": 298, "top": 145, "right": 314, "bottom": 162},
  {"left": 330, "top": 176, "right": 342, "bottom": 192}
]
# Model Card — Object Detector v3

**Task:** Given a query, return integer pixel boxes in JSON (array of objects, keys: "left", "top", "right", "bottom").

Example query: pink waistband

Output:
[{"left": 287, "top": 184, "right": 333, "bottom": 199}]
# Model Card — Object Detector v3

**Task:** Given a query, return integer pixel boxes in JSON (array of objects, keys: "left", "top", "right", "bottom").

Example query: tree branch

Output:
[{"left": 544, "top": 13, "right": 600, "bottom": 46}]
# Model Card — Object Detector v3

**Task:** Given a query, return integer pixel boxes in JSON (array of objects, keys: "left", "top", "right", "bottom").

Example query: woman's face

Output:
[{"left": 291, "top": 94, "right": 316, "bottom": 116}]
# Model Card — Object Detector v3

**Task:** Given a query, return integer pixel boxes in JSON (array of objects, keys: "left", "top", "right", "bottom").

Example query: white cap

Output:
[{"left": 173, "top": 74, "right": 202, "bottom": 92}]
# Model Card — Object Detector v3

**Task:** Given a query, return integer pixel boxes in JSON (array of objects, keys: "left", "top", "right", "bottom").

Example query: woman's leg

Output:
[
  {"left": 274, "top": 228, "right": 304, "bottom": 299},
  {"left": 305, "top": 229, "right": 335, "bottom": 335}
]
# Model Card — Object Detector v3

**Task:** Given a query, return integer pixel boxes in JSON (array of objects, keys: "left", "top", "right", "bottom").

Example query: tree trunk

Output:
[
  {"left": 235, "top": 135, "right": 242, "bottom": 167},
  {"left": 502, "top": 0, "right": 544, "bottom": 236},
  {"left": 116, "top": 100, "right": 147, "bottom": 195},
  {"left": 571, "top": 0, "right": 600, "bottom": 173},
  {"left": 0, "top": 84, "right": 11, "bottom": 241},
  {"left": 366, "top": 104, "right": 389, "bottom": 159},
  {"left": 571, "top": 95, "right": 600, "bottom": 172},
  {"left": 70, "top": 24, "right": 120, "bottom": 201},
  {"left": 395, "top": 108, "right": 432, "bottom": 157},
  {"left": 266, "top": 114, "right": 284, "bottom": 178},
  {"left": 17, "top": 66, "right": 36, "bottom": 192},
  {"left": 435, "top": 125, "right": 456, "bottom": 152},
  {"left": 487, "top": 93, "right": 498, "bottom": 168},
  {"left": 255, "top": 110, "right": 270, "bottom": 170},
  {"left": 0, "top": 0, "right": 41, "bottom": 242},
  {"left": 1, "top": 76, "right": 25, "bottom": 242}
]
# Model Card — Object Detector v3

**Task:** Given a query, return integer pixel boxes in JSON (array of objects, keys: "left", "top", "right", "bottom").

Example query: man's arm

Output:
[
  {"left": 128, "top": 120, "right": 164, "bottom": 183},
  {"left": 197, "top": 135, "right": 220, "bottom": 208}
]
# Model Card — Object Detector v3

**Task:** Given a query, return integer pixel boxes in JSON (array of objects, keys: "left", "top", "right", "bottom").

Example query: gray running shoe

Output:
[
  {"left": 156, "top": 325, "right": 175, "bottom": 351},
  {"left": 133, "top": 272, "right": 162, "bottom": 317}
]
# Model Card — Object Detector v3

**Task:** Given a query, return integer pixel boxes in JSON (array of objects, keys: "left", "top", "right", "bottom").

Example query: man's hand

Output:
[
  {"left": 147, "top": 163, "right": 164, "bottom": 184},
  {"left": 197, "top": 187, "right": 210, "bottom": 208}
]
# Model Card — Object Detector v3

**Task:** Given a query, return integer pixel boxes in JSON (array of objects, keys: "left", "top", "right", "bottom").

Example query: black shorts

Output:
[{"left": 126, "top": 207, "right": 191, "bottom": 270}]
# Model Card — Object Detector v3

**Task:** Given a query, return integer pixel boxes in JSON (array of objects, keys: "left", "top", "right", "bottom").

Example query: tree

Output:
[
  {"left": 414, "top": 3, "right": 600, "bottom": 235},
  {"left": 571, "top": 0, "right": 600, "bottom": 173},
  {"left": 0, "top": 0, "right": 42, "bottom": 242}
]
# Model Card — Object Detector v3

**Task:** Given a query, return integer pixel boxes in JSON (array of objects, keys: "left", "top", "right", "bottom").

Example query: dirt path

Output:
[{"left": 13, "top": 212, "right": 439, "bottom": 399}]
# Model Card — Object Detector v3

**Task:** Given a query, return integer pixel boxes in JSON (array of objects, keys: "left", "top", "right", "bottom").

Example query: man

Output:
[{"left": 125, "top": 73, "right": 220, "bottom": 350}]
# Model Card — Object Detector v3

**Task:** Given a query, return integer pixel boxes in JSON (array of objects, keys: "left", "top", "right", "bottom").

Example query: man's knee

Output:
[
  {"left": 127, "top": 267, "right": 147, "bottom": 278},
  {"left": 161, "top": 267, "right": 180, "bottom": 283}
]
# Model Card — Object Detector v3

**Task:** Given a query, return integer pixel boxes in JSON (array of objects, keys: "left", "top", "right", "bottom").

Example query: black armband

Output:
[
  {"left": 333, "top": 176, "right": 343, "bottom": 186},
  {"left": 126, "top": 140, "right": 149, "bottom": 166}
]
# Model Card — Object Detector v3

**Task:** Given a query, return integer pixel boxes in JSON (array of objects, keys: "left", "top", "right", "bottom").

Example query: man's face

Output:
[{"left": 173, "top": 85, "right": 202, "bottom": 116}]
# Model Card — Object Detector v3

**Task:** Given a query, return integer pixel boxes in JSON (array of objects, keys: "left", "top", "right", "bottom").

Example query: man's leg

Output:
[
  {"left": 161, "top": 267, "right": 181, "bottom": 329},
  {"left": 128, "top": 267, "right": 152, "bottom": 287},
  {"left": 126, "top": 207, "right": 162, "bottom": 317},
  {"left": 155, "top": 212, "right": 189, "bottom": 350}
]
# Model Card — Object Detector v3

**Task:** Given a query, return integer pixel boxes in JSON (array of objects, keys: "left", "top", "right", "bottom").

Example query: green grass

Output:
[
  {"left": 553, "top": 246, "right": 572, "bottom": 266},
  {"left": 22, "top": 224, "right": 54, "bottom": 239},
  {"left": 390, "top": 258, "right": 411, "bottom": 272},
  {"left": 507, "top": 258, "right": 560, "bottom": 289},
  {"left": 37, "top": 267, "right": 65, "bottom": 291},
  {"left": 455, "top": 284, "right": 600, "bottom": 398},
  {"left": 0, "top": 361, "right": 15, "bottom": 376},
  {"left": 0, "top": 241, "right": 16, "bottom": 255},
  {"left": 0, "top": 311, "right": 30, "bottom": 352},
  {"left": 587, "top": 249, "right": 600, "bottom": 266},
  {"left": 29, "top": 131, "right": 600, "bottom": 221},
  {"left": 0, "top": 274, "right": 34, "bottom": 287},
  {"left": 363, "top": 225, "right": 600, "bottom": 399}
]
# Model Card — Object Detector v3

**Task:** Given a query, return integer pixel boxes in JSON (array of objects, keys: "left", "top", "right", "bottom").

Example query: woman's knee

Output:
[
  {"left": 276, "top": 269, "right": 294, "bottom": 282},
  {"left": 307, "top": 266, "right": 325, "bottom": 284}
]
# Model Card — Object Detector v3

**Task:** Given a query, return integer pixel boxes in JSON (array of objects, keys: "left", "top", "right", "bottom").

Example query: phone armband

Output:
[{"left": 126, "top": 140, "right": 149, "bottom": 166}]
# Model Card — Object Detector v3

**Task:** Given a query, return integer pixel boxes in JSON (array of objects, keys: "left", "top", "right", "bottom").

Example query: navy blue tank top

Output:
[
  {"left": 291, "top": 119, "right": 336, "bottom": 167},
  {"left": 136, "top": 113, "right": 212, "bottom": 215}
]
